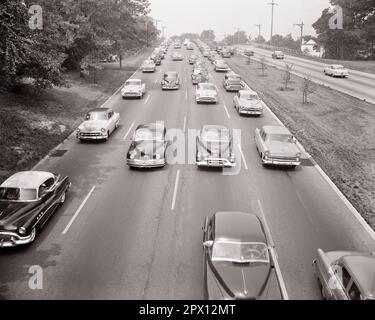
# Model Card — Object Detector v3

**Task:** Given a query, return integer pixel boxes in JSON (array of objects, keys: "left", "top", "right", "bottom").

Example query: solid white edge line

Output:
[
  {"left": 223, "top": 103, "right": 230, "bottom": 119},
  {"left": 123, "top": 122, "right": 135, "bottom": 141},
  {"left": 257, "top": 200, "right": 289, "bottom": 300},
  {"left": 144, "top": 94, "right": 150, "bottom": 105},
  {"left": 171, "top": 170, "right": 181, "bottom": 211},
  {"left": 238, "top": 145, "right": 248, "bottom": 170},
  {"left": 62, "top": 186, "right": 96, "bottom": 235}
]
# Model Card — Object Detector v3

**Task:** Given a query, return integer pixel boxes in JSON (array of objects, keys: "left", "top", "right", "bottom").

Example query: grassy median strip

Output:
[{"left": 228, "top": 54, "right": 375, "bottom": 230}]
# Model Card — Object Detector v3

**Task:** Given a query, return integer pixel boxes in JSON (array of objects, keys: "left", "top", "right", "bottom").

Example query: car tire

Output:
[
  {"left": 60, "top": 191, "right": 66, "bottom": 204},
  {"left": 290, "top": 165, "right": 297, "bottom": 169}
]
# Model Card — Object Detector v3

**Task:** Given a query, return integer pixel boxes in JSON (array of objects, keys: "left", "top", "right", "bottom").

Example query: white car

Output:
[
  {"left": 171, "top": 52, "right": 184, "bottom": 61},
  {"left": 213, "top": 59, "right": 230, "bottom": 72},
  {"left": 234, "top": 90, "right": 263, "bottom": 116},
  {"left": 76, "top": 108, "right": 120, "bottom": 142},
  {"left": 324, "top": 65, "right": 349, "bottom": 78},
  {"left": 272, "top": 51, "right": 284, "bottom": 59},
  {"left": 121, "top": 79, "right": 146, "bottom": 99},
  {"left": 141, "top": 59, "right": 156, "bottom": 72},
  {"left": 196, "top": 83, "right": 219, "bottom": 104},
  {"left": 223, "top": 73, "right": 244, "bottom": 92}
]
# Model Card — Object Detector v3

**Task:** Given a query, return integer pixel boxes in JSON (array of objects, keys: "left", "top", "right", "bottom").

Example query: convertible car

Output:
[
  {"left": 0, "top": 171, "right": 71, "bottom": 248},
  {"left": 121, "top": 79, "right": 146, "bottom": 99},
  {"left": 202, "top": 212, "right": 282, "bottom": 300},
  {"left": 195, "top": 83, "right": 218, "bottom": 104},
  {"left": 196, "top": 125, "right": 235, "bottom": 168},
  {"left": 233, "top": 90, "right": 263, "bottom": 116},
  {"left": 76, "top": 108, "right": 120, "bottom": 142},
  {"left": 313, "top": 249, "right": 375, "bottom": 300},
  {"left": 161, "top": 71, "right": 180, "bottom": 90},
  {"left": 126, "top": 123, "right": 168, "bottom": 168},
  {"left": 254, "top": 126, "right": 301, "bottom": 168}
]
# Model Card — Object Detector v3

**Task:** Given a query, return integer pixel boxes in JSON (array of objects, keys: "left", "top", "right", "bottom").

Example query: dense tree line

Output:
[
  {"left": 313, "top": 0, "right": 375, "bottom": 59},
  {"left": 0, "top": 0, "right": 158, "bottom": 91}
]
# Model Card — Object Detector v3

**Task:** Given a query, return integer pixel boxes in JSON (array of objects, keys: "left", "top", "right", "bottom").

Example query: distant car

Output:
[
  {"left": 192, "top": 69, "right": 209, "bottom": 85},
  {"left": 244, "top": 49, "right": 255, "bottom": 56},
  {"left": 171, "top": 52, "right": 184, "bottom": 61},
  {"left": 174, "top": 42, "right": 182, "bottom": 49},
  {"left": 213, "top": 59, "right": 230, "bottom": 72},
  {"left": 254, "top": 126, "right": 301, "bottom": 168},
  {"left": 141, "top": 59, "right": 156, "bottom": 72},
  {"left": 121, "top": 79, "right": 146, "bottom": 99},
  {"left": 203, "top": 50, "right": 210, "bottom": 57},
  {"left": 203, "top": 212, "right": 278, "bottom": 299},
  {"left": 195, "top": 83, "right": 218, "bottom": 104},
  {"left": 223, "top": 73, "right": 244, "bottom": 92},
  {"left": 324, "top": 65, "right": 349, "bottom": 78},
  {"left": 151, "top": 55, "right": 162, "bottom": 65},
  {"left": 161, "top": 71, "right": 180, "bottom": 90},
  {"left": 272, "top": 51, "right": 284, "bottom": 59},
  {"left": 313, "top": 249, "right": 375, "bottom": 300},
  {"left": 77, "top": 108, "right": 120, "bottom": 142},
  {"left": 222, "top": 50, "right": 231, "bottom": 58},
  {"left": 126, "top": 123, "right": 167, "bottom": 168},
  {"left": 0, "top": 171, "right": 71, "bottom": 248},
  {"left": 187, "top": 43, "right": 194, "bottom": 50},
  {"left": 196, "top": 125, "right": 235, "bottom": 168},
  {"left": 233, "top": 90, "right": 263, "bottom": 116},
  {"left": 189, "top": 54, "right": 199, "bottom": 65}
]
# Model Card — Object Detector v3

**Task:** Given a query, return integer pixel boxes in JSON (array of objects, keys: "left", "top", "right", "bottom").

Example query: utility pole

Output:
[
  {"left": 268, "top": 0, "right": 278, "bottom": 46},
  {"left": 294, "top": 22, "right": 304, "bottom": 52},
  {"left": 254, "top": 24, "right": 262, "bottom": 39}
]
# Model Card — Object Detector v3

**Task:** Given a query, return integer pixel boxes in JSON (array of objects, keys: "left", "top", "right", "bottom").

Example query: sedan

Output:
[
  {"left": 121, "top": 79, "right": 146, "bottom": 99},
  {"left": 76, "top": 108, "right": 120, "bottom": 142},
  {"left": 214, "top": 59, "right": 230, "bottom": 72},
  {"left": 189, "top": 54, "right": 199, "bottom": 65},
  {"left": 195, "top": 83, "right": 218, "bottom": 104},
  {"left": 196, "top": 125, "right": 235, "bottom": 168},
  {"left": 233, "top": 90, "right": 263, "bottom": 116},
  {"left": 272, "top": 51, "right": 284, "bottom": 59},
  {"left": 0, "top": 171, "right": 71, "bottom": 248},
  {"left": 126, "top": 123, "right": 167, "bottom": 168},
  {"left": 161, "top": 71, "right": 180, "bottom": 90},
  {"left": 223, "top": 73, "right": 244, "bottom": 92},
  {"left": 171, "top": 52, "right": 184, "bottom": 61},
  {"left": 254, "top": 126, "right": 301, "bottom": 168},
  {"left": 313, "top": 249, "right": 375, "bottom": 300},
  {"left": 203, "top": 212, "right": 281, "bottom": 300},
  {"left": 221, "top": 50, "right": 231, "bottom": 58},
  {"left": 324, "top": 65, "right": 349, "bottom": 78},
  {"left": 141, "top": 59, "right": 156, "bottom": 72}
]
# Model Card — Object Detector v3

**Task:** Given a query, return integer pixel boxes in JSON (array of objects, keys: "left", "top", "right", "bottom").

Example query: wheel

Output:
[
  {"left": 115, "top": 122, "right": 119, "bottom": 129},
  {"left": 60, "top": 191, "right": 66, "bottom": 204}
]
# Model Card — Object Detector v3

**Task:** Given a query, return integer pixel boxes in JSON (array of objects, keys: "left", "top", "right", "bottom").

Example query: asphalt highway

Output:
[{"left": 1, "top": 45, "right": 375, "bottom": 300}]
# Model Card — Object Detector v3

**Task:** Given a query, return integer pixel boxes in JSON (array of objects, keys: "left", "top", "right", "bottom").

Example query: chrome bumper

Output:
[
  {"left": 262, "top": 157, "right": 300, "bottom": 166},
  {"left": 77, "top": 133, "right": 108, "bottom": 140},
  {"left": 142, "top": 68, "right": 155, "bottom": 72},
  {"left": 127, "top": 159, "right": 166, "bottom": 168},
  {"left": 196, "top": 97, "right": 218, "bottom": 103},
  {"left": 162, "top": 84, "right": 179, "bottom": 90},
  {"left": 0, "top": 229, "right": 36, "bottom": 248},
  {"left": 196, "top": 158, "right": 235, "bottom": 168},
  {"left": 122, "top": 92, "right": 142, "bottom": 98},
  {"left": 239, "top": 109, "right": 263, "bottom": 115}
]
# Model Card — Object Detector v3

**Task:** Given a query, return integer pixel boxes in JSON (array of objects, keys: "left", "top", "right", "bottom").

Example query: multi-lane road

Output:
[
  {"left": 1, "top": 43, "right": 375, "bottom": 300},
  {"left": 237, "top": 45, "right": 375, "bottom": 105}
]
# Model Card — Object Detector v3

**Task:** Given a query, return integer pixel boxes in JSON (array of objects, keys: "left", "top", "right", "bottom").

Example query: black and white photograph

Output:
[{"left": 1, "top": 0, "right": 375, "bottom": 304}]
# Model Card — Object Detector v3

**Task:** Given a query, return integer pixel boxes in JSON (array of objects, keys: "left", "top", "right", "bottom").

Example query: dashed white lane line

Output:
[
  {"left": 185, "top": 89, "right": 188, "bottom": 100},
  {"left": 257, "top": 200, "right": 289, "bottom": 300},
  {"left": 171, "top": 170, "right": 181, "bottom": 211},
  {"left": 183, "top": 116, "right": 187, "bottom": 133},
  {"left": 154, "top": 78, "right": 158, "bottom": 84},
  {"left": 238, "top": 145, "right": 248, "bottom": 170},
  {"left": 123, "top": 122, "right": 135, "bottom": 141},
  {"left": 62, "top": 186, "right": 96, "bottom": 235},
  {"left": 223, "top": 102, "right": 231, "bottom": 119},
  {"left": 144, "top": 94, "right": 151, "bottom": 105}
]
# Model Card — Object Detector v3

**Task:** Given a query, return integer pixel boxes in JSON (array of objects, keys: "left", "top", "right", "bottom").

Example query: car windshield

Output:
[
  {"left": 86, "top": 112, "right": 107, "bottom": 121},
  {"left": 212, "top": 241, "right": 269, "bottom": 264},
  {"left": 198, "top": 84, "right": 215, "bottom": 91},
  {"left": 241, "top": 93, "right": 259, "bottom": 100},
  {"left": 202, "top": 129, "right": 230, "bottom": 142},
  {"left": 228, "top": 75, "right": 241, "bottom": 82},
  {"left": 125, "top": 80, "right": 140, "bottom": 86},
  {"left": 268, "top": 133, "right": 294, "bottom": 143},
  {"left": 0, "top": 187, "right": 38, "bottom": 201},
  {"left": 164, "top": 73, "right": 177, "bottom": 80},
  {"left": 134, "top": 129, "right": 163, "bottom": 142},
  {"left": 333, "top": 65, "right": 344, "bottom": 69}
]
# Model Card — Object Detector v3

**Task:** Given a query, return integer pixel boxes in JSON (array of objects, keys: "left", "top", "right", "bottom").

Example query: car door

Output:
[
  {"left": 37, "top": 178, "right": 59, "bottom": 227},
  {"left": 233, "top": 93, "right": 239, "bottom": 108},
  {"left": 108, "top": 111, "right": 116, "bottom": 133},
  {"left": 330, "top": 264, "right": 351, "bottom": 300},
  {"left": 255, "top": 129, "right": 266, "bottom": 154},
  {"left": 345, "top": 279, "right": 362, "bottom": 300}
]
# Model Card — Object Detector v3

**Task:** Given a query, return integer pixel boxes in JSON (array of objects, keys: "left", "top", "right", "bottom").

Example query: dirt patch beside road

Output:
[{"left": 227, "top": 54, "right": 375, "bottom": 229}]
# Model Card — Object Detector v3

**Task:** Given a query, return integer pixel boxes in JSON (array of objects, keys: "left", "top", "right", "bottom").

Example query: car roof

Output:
[
  {"left": 331, "top": 64, "right": 344, "bottom": 68},
  {"left": 126, "top": 78, "right": 141, "bottom": 82},
  {"left": 88, "top": 108, "right": 111, "bottom": 113},
  {"left": 202, "top": 125, "right": 229, "bottom": 132},
  {"left": 262, "top": 125, "right": 291, "bottom": 135},
  {"left": 1, "top": 171, "right": 55, "bottom": 189},
  {"left": 136, "top": 123, "right": 165, "bottom": 133},
  {"left": 164, "top": 71, "right": 178, "bottom": 75},
  {"left": 239, "top": 89, "right": 257, "bottom": 95},
  {"left": 198, "top": 82, "right": 215, "bottom": 87},
  {"left": 214, "top": 212, "right": 267, "bottom": 243},
  {"left": 341, "top": 255, "right": 375, "bottom": 299}
]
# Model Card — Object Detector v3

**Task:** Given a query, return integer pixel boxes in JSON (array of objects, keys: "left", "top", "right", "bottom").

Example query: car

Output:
[
  {"left": 189, "top": 54, "right": 199, "bottom": 65},
  {"left": 171, "top": 52, "right": 184, "bottom": 61},
  {"left": 233, "top": 90, "right": 263, "bottom": 116},
  {"left": 195, "top": 83, "right": 218, "bottom": 104},
  {"left": 203, "top": 212, "right": 281, "bottom": 300},
  {"left": 187, "top": 43, "right": 194, "bottom": 50},
  {"left": 202, "top": 50, "right": 210, "bottom": 57},
  {"left": 76, "top": 108, "right": 120, "bottom": 142},
  {"left": 244, "top": 49, "right": 255, "bottom": 56},
  {"left": 223, "top": 73, "right": 245, "bottom": 92},
  {"left": 221, "top": 50, "right": 231, "bottom": 58},
  {"left": 324, "top": 65, "right": 349, "bottom": 78},
  {"left": 161, "top": 71, "right": 180, "bottom": 90},
  {"left": 313, "top": 249, "right": 375, "bottom": 300},
  {"left": 174, "top": 42, "right": 182, "bottom": 49},
  {"left": 151, "top": 55, "right": 162, "bottom": 66},
  {"left": 0, "top": 171, "right": 71, "bottom": 248},
  {"left": 192, "top": 69, "right": 209, "bottom": 85},
  {"left": 213, "top": 59, "right": 230, "bottom": 72},
  {"left": 141, "top": 59, "right": 156, "bottom": 72},
  {"left": 121, "top": 79, "right": 146, "bottom": 99},
  {"left": 126, "top": 123, "right": 167, "bottom": 168},
  {"left": 254, "top": 126, "right": 301, "bottom": 168},
  {"left": 272, "top": 51, "right": 284, "bottom": 59},
  {"left": 196, "top": 125, "right": 235, "bottom": 168}
]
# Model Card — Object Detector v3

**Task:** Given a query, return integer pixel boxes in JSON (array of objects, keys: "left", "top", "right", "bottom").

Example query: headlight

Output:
[
  {"left": 101, "top": 128, "right": 106, "bottom": 133},
  {"left": 264, "top": 151, "right": 270, "bottom": 158},
  {"left": 19, "top": 227, "right": 26, "bottom": 235},
  {"left": 77, "top": 128, "right": 81, "bottom": 133},
  {"left": 155, "top": 154, "right": 161, "bottom": 160},
  {"left": 296, "top": 152, "right": 301, "bottom": 159},
  {"left": 129, "top": 152, "right": 136, "bottom": 160}
]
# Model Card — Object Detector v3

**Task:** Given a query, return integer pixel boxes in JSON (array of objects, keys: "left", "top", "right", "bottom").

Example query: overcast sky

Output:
[{"left": 149, "top": 0, "right": 330, "bottom": 40}]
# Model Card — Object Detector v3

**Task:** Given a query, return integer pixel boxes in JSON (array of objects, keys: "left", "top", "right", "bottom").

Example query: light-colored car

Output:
[
  {"left": 324, "top": 65, "right": 349, "bottom": 78},
  {"left": 234, "top": 90, "right": 264, "bottom": 116},
  {"left": 196, "top": 125, "right": 235, "bottom": 168},
  {"left": 121, "top": 79, "right": 146, "bottom": 99},
  {"left": 171, "top": 52, "right": 184, "bottom": 61},
  {"left": 187, "top": 43, "right": 194, "bottom": 50},
  {"left": 223, "top": 73, "right": 244, "bottom": 92},
  {"left": 76, "top": 108, "right": 120, "bottom": 141},
  {"left": 192, "top": 68, "right": 209, "bottom": 85},
  {"left": 196, "top": 83, "right": 219, "bottom": 104},
  {"left": 161, "top": 71, "right": 180, "bottom": 90},
  {"left": 221, "top": 50, "right": 231, "bottom": 58},
  {"left": 272, "top": 51, "right": 284, "bottom": 59},
  {"left": 174, "top": 42, "right": 182, "bottom": 49},
  {"left": 313, "top": 249, "right": 375, "bottom": 300},
  {"left": 203, "top": 50, "right": 210, "bottom": 57},
  {"left": 213, "top": 59, "right": 230, "bottom": 72},
  {"left": 189, "top": 54, "right": 198, "bottom": 64},
  {"left": 141, "top": 59, "right": 156, "bottom": 72},
  {"left": 254, "top": 126, "right": 301, "bottom": 168}
]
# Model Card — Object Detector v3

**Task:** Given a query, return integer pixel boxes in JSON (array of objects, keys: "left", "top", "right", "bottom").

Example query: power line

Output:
[{"left": 268, "top": 0, "right": 278, "bottom": 46}]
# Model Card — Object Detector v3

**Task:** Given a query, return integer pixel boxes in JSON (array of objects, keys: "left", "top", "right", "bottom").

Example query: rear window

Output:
[{"left": 0, "top": 187, "right": 38, "bottom": 201}]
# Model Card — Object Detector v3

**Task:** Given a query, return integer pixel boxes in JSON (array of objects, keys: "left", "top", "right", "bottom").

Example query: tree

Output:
[
  {"left": 233, "top": 30, "right": 248, "bottom": 44},
  {"left": 200, "top": 30, "right": 216, "bottom": 42},
  {"left": 282, "top": 63, "right": 294, "bottom": 90},
  {"left": 254, "top": 35, "right": 266, "bottom": 44},
  {"left": 259, "top": 57, "right": 268, "bottom": 76},
  {"left": 301, "top": 76, "right": 316, "bottom": 104}
]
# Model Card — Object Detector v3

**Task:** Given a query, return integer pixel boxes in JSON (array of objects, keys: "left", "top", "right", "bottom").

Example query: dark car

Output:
[
  {"left": 202, "top": 212, "right": 282, "bottom": 300},
  {"left": 0, "top": 171, "right": 71, "bottom": 248},
  {"left": 244, "top": 49, "right": 254, "bottom": 56},
  {"left": 151, "top": 55, "right": 162, "bottom": 66},
  {"left": 126, "top": 123, "right": 168, "bottom": 168},
  {"left": 161, "top": 71, "right": 180, "bottom": 90}
]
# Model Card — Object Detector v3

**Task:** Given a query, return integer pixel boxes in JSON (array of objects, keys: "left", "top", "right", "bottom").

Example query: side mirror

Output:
[{"left": 203, "top": 241, "right": 214, "bottom": 249}]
